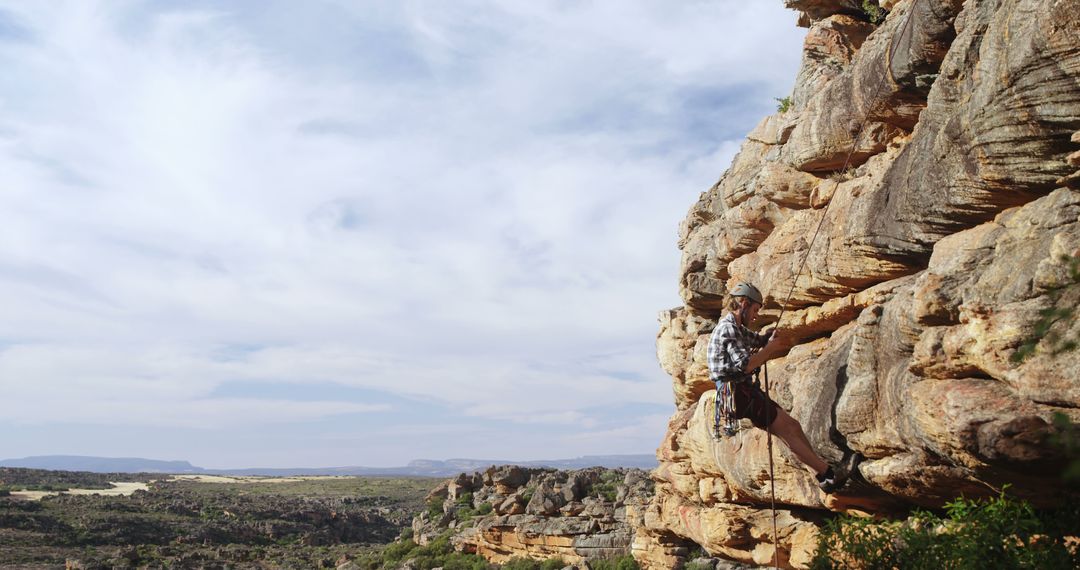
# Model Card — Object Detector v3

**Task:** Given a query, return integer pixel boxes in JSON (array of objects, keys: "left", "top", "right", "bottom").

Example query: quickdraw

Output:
[{"left": 712, "top": 379, "right": 739, "bottom": 439}]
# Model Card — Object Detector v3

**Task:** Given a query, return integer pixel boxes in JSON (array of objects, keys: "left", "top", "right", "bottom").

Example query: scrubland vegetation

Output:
[
  {"left": 0, "top": 469, "right": 434, "bottom": 568},
  {"left": 811, "top": 491, "right": 1080, "bottom": 569}
]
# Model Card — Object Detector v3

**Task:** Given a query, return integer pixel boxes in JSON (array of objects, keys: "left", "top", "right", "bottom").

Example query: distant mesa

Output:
[
  {"left": 0, "top": 454, "right": 658, "bottom": 476},
  {"left": 0, "top": 455, "right": 200, "bottom": 474}
]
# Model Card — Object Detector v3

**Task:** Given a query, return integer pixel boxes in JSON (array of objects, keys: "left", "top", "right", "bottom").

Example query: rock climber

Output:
[{"left": 708, "top": 282, "right": 859, "bottom": 493}]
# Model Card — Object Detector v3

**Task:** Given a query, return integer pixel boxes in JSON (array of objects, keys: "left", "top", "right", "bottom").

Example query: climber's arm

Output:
[{"left": 744, "top": 330, "right": 781, "bottom": 372}]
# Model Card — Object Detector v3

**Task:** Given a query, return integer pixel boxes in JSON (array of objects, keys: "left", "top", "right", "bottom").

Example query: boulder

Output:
[{"left": 415, "top": 468, "right": 652, "bottom": 565}]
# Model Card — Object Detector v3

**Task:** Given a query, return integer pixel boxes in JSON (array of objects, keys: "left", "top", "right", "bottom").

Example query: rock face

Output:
[
  {"left": 645, "top": 0, "right": 1080, "bottom": 568},
  {"left": 412, "top": 466, "right": 653, "bottom": 565}
]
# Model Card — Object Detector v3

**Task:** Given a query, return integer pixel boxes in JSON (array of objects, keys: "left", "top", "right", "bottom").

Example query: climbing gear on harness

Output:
[
  {"left": 713, "top": 379, "right": 739, "bottom": 439},
  {"left": 712, "top": 367, "right": 767, "bottom": 439},
  {"left": 730, "top": 282, "right": 763, "bottom": 305}
]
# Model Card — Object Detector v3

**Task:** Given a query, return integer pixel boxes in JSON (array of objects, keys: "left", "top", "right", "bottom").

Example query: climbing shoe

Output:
[{"left": 817, "top": 452, "right": 861, "bottom": 493}]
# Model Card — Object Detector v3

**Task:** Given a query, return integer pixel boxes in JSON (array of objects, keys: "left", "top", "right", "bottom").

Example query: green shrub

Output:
[
  {"left": 540, "top": 558, "right": 566, "bottom": 570},
  {"left": 417, "top": 534, "right": 453, "bottom": 557},
  {"left": 391, "top": 533, "right": 490, "bottom": 570},
  {"left": 501, "top": 557, "right": 543, "bottom": 570},
  {"left": 589, "top": 554, "right": 640, "bottom": 570},
  {"left": 438, "top": 495, "right": 495, "bottom": 526},
  {"left": 135, "top": 544, "right": 161, "bottom": 562},
  {"left": 585, "top": 470, "right": 623, "bottom": 502},
  {"left": 501, "top": 557, "right": 566, "bottom": 570},
  {"left": 520, "top": 486, "right": 535, "bottom": 506},
  {"left": 775, "top": 96, "right": 792, "bottom": 113},
  {"left": 860, "top": 1, "right": 885, "bottom": 24},
  {"left": 427, "top": 496, "right": 445, "bottom": 520},
  {"left": 381, "top": 538, "right": 417, "bottom": 564},
  {"left": 684, "top": 559, "right": 714, "bottom": 570},
  {"left": 439, "top": 552, "right": 491, "bottom": 570},
  {"left": 811, "top": 491, "right": 1079, "bottom": 569}
]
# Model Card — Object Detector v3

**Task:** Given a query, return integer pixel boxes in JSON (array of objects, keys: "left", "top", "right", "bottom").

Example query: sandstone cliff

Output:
[
  {"left": 641, "top": 0, "right": 1080, "bottom": 568},
  {"left": 413, "top": 466, "right": 653, "bottom": 565}
]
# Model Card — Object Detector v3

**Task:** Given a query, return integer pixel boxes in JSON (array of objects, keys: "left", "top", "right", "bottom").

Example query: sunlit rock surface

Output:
[
  {"left": 645, "top": 0, "right": 1080, "bottom": 568},
  {"left": 412, "top": 466, "right": 653, "bottom": 565}
]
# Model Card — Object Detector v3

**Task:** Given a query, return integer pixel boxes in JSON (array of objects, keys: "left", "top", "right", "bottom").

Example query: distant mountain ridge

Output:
[
  {"left": 0, "top": 454, "right": 657, "bottom": 476},
  {"left": 0, "top": 456, "right": 201, "bottom": 473}
]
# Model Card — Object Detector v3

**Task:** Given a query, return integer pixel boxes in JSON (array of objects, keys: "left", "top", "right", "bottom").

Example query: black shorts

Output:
[{"left": 733, "top": 381, "right": 780, "bottom": 429}]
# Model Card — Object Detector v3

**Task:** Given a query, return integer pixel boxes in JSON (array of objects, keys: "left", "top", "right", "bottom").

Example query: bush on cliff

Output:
[
  {"left": 584, "top": 470, "right": 623, "bottom": 502},
  {"left": 811, "top": 491, "right": 1079, "bottom": 569},
  {"left": 373, "top": 532, "right": 491, "bottom": 570},
  {"left": 501, "top": 557, "right": 566, "bottom": 570},
  {"left": 683, "top": 559, "right": 714, "bottom": 570},
  {"left": 588, "top": 554, "right": 640, "bottom": 570},
  {"left": 860, "top": 0, "right": 885, "bottom": 25}
]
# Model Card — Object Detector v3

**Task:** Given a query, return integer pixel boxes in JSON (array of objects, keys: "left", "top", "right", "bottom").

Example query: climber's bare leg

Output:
[{"left": 768, "top": 409, "right": 828, "bottom": 475}]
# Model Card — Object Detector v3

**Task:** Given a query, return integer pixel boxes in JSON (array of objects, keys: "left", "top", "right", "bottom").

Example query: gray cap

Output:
[{"left": 730, "top": 282, "right": 763, "bottom": 305}]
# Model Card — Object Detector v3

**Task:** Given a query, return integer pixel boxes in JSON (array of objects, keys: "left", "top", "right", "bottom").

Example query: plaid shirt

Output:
[{"left": 707, "top": 313, "right": 768, "bottom": 383}]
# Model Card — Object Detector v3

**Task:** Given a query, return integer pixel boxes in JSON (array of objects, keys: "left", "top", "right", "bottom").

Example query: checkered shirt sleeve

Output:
[{"left": 707, "top": 313, "right": 768, "bottom": 382}]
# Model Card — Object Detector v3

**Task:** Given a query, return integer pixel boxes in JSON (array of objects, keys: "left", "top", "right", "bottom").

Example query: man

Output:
[{"left": 707, "top": 282, "right": 857, "bottom": 493}]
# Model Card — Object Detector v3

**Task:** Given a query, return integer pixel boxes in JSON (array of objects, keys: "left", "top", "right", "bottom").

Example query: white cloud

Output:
[
  {"left": 2, "top": 397, "right": 387, "bottom": 429},
  {"left": 0, "top": 341, "right": 667, "bottom": 426},
  {"left": 560, "top": 414, "right": 672, "bottom": 449},
  {"left": 0, "top": 0, "right": 804, "bottom": 464}
]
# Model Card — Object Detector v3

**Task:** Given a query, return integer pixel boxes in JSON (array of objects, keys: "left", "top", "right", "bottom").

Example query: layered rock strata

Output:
[
  {"left": 412, "top": 466, "right": 653, "bottom": 565},
  {"left": 645, "top": 0, "right": 1080, "bottom": 568}
]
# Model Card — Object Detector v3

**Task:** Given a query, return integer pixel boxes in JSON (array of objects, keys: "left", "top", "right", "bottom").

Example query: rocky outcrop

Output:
[
  {"left": 648, "top": 0, "right": 1080, "bottom": 568},
  {"left": 412, "top": 466, "right": 653, "bottom": 565}
]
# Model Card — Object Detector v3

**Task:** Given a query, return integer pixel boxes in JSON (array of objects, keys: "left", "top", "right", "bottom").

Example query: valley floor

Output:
[{"left": 0, "top": 468, "right": 435, "bottom": 569}]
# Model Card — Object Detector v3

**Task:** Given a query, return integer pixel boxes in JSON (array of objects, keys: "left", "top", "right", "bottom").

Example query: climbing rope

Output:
[
  {"left": 764, "top": 363, "right": 780, "bottom": 569},
  {"left": 708, "top": 392, "right": 726, "bottom": 472},
  {"left": 774, "top": 0, "right": 920, "bottom": 326},
  {"left": 759, "top": 2, "right": 923, "bottom": 568}
]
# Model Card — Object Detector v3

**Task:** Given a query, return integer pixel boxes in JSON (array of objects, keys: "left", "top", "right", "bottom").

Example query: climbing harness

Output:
[
  {"left": 711, "top": 368, "right": 763, "bottom": 441},
  {"left": 712, "top": 380, "right": 738, "bottom": 439}
]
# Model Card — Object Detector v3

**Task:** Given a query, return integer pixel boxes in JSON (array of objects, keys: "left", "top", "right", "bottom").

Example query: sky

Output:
[{"left": 0, "top": 1, "right": 805, "bottom": 468}]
